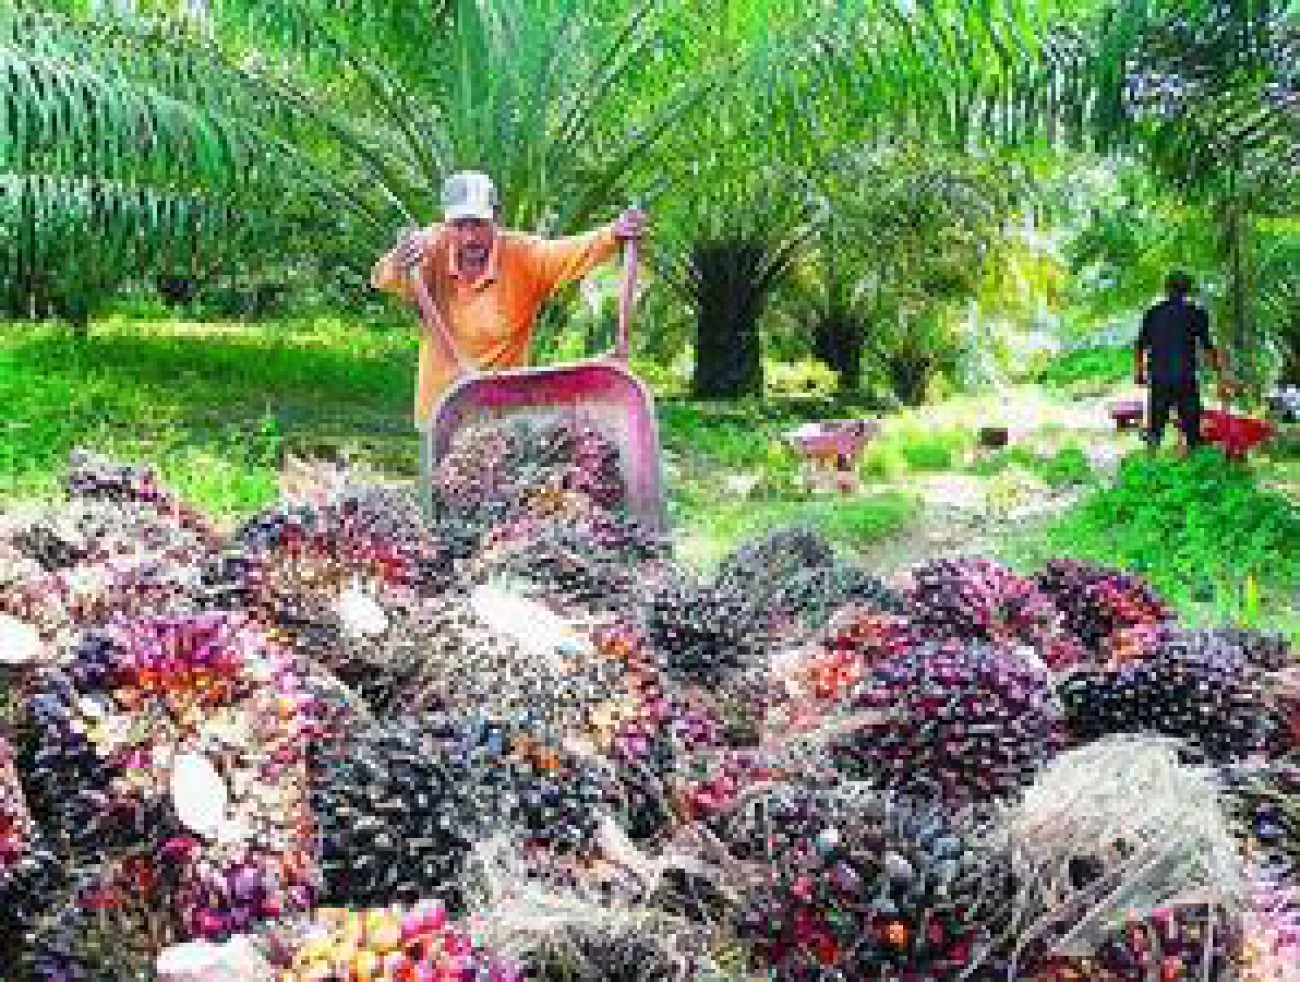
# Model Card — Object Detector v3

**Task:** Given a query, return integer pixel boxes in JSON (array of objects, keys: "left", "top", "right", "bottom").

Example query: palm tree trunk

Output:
[
  {"left": 693, "top": 292, "right": 764, "bottom": 397},
  {"left": 812, "top": 313, "right": 864, "bottom": 392},
  {"left": 1217, "top": 196, "right": 1259, "bottom": 395}
]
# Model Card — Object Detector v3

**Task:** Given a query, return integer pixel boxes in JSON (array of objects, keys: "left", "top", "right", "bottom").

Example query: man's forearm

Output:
[{"left": 371, "top": 249, "right": 416, "bottom": 302}]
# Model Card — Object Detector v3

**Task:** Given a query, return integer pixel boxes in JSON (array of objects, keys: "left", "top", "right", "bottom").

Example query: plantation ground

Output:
[{"left": 3, "top": 316, "right": 1297, "bottom": 637}]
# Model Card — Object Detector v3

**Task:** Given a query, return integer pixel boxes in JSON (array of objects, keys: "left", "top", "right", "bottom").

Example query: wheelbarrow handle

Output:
[
  {"left": 615, "top": 233, "right": 639, "bottom": 363},
  {"left": 407, "top": 263, "right": 472, "bottom": 377}
]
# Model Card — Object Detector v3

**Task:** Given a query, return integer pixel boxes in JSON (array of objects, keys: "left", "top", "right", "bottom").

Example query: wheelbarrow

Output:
[
  {"left": 1202, "top": 398, "right": 1274, "bottom": 462},
  {"left": 410, "top": 236, "right": 667, "bottom": 534},
  {"left": 1108, "top": 399, "right": 1144, "bottom": 432},
  {"left": 784, "top": 418, "right": 880, "bottom": 493}
]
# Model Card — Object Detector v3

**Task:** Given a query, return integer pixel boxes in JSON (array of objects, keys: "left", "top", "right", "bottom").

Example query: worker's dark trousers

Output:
[{"left": 1146, "top": 379, "right": 1203, "bottom": 449}]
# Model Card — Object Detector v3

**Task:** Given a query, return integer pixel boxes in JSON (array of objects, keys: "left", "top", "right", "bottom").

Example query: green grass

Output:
[
  {"left": 0, "top": 317, "right": 415, "bottom": 517},
  {"left": 1030, "top": 448, "right": 1300, "bottom": 625},
  {"left": 1037, "top": 345, "right": 1132, "bottom": 390},
  {"left": 0, "top": 319, "right": 914, "bottom": 560},
  {"left": 860, "top": 425, "right": 975, "bottom": 479},
  {"left": 672, "top": 491, "right": 920, "bottom": 570},
  {"left": 968, "top": 444, "right": 1094, "bottom": 488}
]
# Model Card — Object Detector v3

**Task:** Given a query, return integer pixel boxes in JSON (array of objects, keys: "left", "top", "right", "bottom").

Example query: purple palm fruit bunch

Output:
[
  {"left": 533, "top": 418, "right": 627, "bottom": 510},
  {"left": 0, "top": 735, "right": 64, "bottom": 960},
  {"left": 310, "top": 715, "right": 488, "bottom": 911},
  {"left": 1034, "top": 559, "right": 1173, "bottom": 659},
  {"left": 225, "top": 495, "right": 455, "bottom": 601},
  {"left": 20, "top": 613, "right": 318, "bottom": 897},
  {"left": 726, "top": 787, "right": 1020, "bottom": 982},
  {"left": 65, "top": 449, "right": 223, "bottom": 548},
  {"left": 433, "top": 419, "right": 523, "bottom": 517},
  {"left": 642, "top": 572, "right": 773, "bottom": 690},
  {"left": 526, "top": 930, "right": 679, "bottom": 982},
  {"left": 166, "top": 838, "right": 317, "bottom": 942},
  {"left": 770, "top": 561, "right": 908, "bottom": 633},
  {"left": 22, "top": 864, "right": 155, "bottom": 982},
  {"left": 1057, "top": 629, "right": 1281, "bottom": 762},
  {"left": 786, "top": 608, "right": 922, "bottom": 719},
  {"left": 205, "top": 499, "right": 455, "bottom": 688},
  {"left": 831, "top": 642, "right": 1063, "bottom": 805},
  {"left": 0, "top": 735, "right": 35, "bottom": 876},
  {"left": 470, "top": 513, "right": 664, "bottom": 612},
  {"left": 711, "top": 525, "right": 907, "bottom": 640},
  {"left": 713, "top": 525, "right": 838, "bottom": 600},
  {"left": 906, "top": 558, "right": 1084, "bottom": 671}
]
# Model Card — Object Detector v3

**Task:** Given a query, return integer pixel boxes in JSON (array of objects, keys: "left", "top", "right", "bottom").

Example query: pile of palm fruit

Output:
[{"left": 0, "top": 428, "right": 1295, "bottom": 982}]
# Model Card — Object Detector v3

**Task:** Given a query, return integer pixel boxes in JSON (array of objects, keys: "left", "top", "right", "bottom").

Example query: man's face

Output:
[{"left": 450, "top": 217, "right": 496, "bottom": 267}]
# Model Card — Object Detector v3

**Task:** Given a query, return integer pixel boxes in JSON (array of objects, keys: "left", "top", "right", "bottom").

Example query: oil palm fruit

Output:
[
  {"left": 727, "top": 786, "right": 1019, "bottom": 981},
  {"left": 831, "top": 642, "right": 1062, "bottom": 804}
]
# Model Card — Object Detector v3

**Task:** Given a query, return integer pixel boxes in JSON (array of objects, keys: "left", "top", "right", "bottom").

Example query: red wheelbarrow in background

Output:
[
  {"left": 1202, "top": 402, "right": 1274, "bottom": 461},
  {"left": 410, "top": 237, "right": 667, "bottom": 535}
]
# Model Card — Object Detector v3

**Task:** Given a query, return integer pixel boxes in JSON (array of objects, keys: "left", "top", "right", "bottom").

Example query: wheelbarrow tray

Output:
[
  {"left": 425, "top": 360, "right": 667, "bottom": 535},
  {"left": 1201, "top": 409, "right": 1273, "bottom": 460},
  {"left": 784, "top": 419, "right": 879, "bottom": 461}
]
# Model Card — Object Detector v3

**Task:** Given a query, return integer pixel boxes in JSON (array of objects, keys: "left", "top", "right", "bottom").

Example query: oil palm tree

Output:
[{"left": 3, "top": 0, "right": 705, "bottom": 328}]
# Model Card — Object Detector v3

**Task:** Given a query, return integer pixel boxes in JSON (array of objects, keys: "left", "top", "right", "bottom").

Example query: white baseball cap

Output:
[{"left": 442, "top": 170, "right": 498, "bottom": 222}]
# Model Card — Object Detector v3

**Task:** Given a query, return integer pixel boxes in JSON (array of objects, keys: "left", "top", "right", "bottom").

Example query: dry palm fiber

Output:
[{"left": 1002, "top": 735, "right": 1246, "bottom": 978}]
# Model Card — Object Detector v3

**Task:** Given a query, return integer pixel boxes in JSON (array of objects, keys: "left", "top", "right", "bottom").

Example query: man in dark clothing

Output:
[{"left": 1135, "top": 270, "right": 1228, "bottom": 451}]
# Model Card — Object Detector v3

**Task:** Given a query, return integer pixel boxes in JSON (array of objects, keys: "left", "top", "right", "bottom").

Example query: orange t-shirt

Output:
[{"left": 371, "top": 223, "right": 619, "bottom": 425}]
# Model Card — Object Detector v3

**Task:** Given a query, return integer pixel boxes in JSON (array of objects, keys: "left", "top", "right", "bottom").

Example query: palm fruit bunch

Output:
[
  {"left": 520, "top": 918, "right": 688, "bottom": 982},
  {"left": 312, "top": 714, "right": 623, "bottom": 913},
  {"left": 1056, "top": 630, "right": 1279, "bottom": 761},
  {"left": 1035, "top": 559, "right": 1173, "bottom": 659},
  {"left": 831, "top": 642, "right": 1062, "bottom": 804},
  {"left": 906, "top": 558, "right": 1083, "bottom": 670},
  {"left": 525, "top": 417, "right": 627, "bottom": 510},
  {"left": 396, "top": 594, "right": 629, "bottom": 744},
  {"left": 224, "top": 494, "right": 453, "bottom": 603},
  {"left": 470, "top": 511, "right": 663, "bottom": 612},
  {"left": 583, "top": 622, "right": 722, "bottom": 839},
  {"left": 65, "top": 449, "right": 222, "bottom": 547},
  {"left": 434, "top": 415, "right": 628, "bottom": 519},
  {"left": 310, "top": 716, "right": 487, "bottom": 910},
  {"left": 1187, "top": 627, "right": 1295, "bottom": 672},
  {"left": 1023, "top": 905, "right": 1242, "bottom": 982},
  {"left": 22, "top": 864, "right": 160, "bottom": 982},
  {"left": 643, "top": 573, "right": 771, "bottom": 690},
  {"left": 4, "top": 510, "right": 88, "bottom": 573},
  {"left": 712, "top": 525, "right": 906, "bottom": 638},
  {"left": 0, "top": 735, "right": 64, "bottom": 967},
  {"left": 432, "top": 418, "right": 526, "bottom": 520},
  {"left": 768, "top": 562, "right": 907, "bottom": 633},
  {"left": 778, "top": 609, "right": 921, "bottom": 729},
  {"left": 19, "top": 613, "right": 319, "bottom": 942},
  {"left": 282, "top": 900, "right": 523, "bottom": 982},
  {"left": 1, "top": 499, "right": 214, "bottom": 664},
  {"left": 727, "top": 786, "right": 1019, "bottom": 982},
  {"left": 207, "top": 498, "right": 454, "bottom": 691},
  {"left": 712, "top": 525, "right": 837, "bottom": 600},
  {"left": 673, "top": 745, "right": 791, "bottom": 823}
]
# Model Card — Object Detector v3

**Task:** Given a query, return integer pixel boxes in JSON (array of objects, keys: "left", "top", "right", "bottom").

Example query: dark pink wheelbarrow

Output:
[
  {"left": 784, "top": 419, "right": 880, "bottom": 493},
  {"left": 410, "top": 237, "right": 667, "bottom": 534}
]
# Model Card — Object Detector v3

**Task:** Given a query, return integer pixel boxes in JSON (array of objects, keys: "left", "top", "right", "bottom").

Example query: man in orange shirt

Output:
[{"left": 371, "top": 171, "right": 647, "bottom": 431}]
